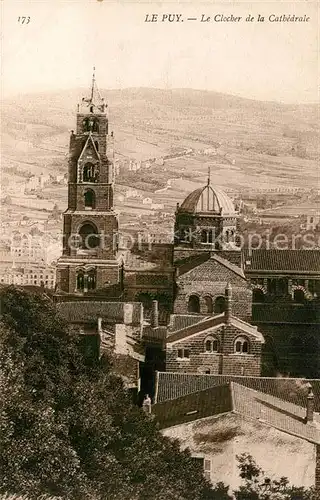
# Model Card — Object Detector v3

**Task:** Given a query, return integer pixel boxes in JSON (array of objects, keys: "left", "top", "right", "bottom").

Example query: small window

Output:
[
  {"left": 234, "top": 336, "right": 250, "bottom": 354},
  {"left": 214, "top": 296, "right": 226, "bottom": 314},
  {"left": 204, "top": 459, "right": 211, "bottom": 472},
  {"left": 204, "top": 296, "right": 213, "bottom": 314},
  {"left": 294, "top": 289, "right": 305, "bottom": 304},
  {"left": 177, "top": 348, "right": 190, "bottom": 359},
  {"left": 204, "top": 336, "right": 219, "bottom": 353},
  {"left": 188, "top": 295, "right": 200, "bottom": 313},
  {"left": 204, "top": 369, "right": 211, "bottom": 374}
]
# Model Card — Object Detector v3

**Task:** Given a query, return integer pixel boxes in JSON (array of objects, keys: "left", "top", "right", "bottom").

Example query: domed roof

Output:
[{"left": 179, "top": 182, "right": 235, "bottom": 215}]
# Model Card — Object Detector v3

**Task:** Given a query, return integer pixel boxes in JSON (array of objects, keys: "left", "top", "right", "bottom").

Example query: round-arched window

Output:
[
  {"left": 234, "top": 336, "right": 250, "bottom": 354},
  {"left": 294, "top": 289, "right": 305, "bottom": 304},
  {"left": 79, "top": 223, "right": 99, "bottom": 249},
  {"left": 84, "top": 189, "right": 96, "bottom": 209},
  {"left": 83, "top": 163, "right": 98, "bottom": 183},
  {"left": 188, "top": 295, "right": 200, "bottom": 313},
  {"left": 252, "top": 288, "right": 265, "bottom": 303},
  {"left": 204, "top": 296, "right": 213, "bottom": 314},
  {"left": 214, "top": 296, "right": 226, "bottom": 314},
  {"left": 204, "top": 336, "right": 219, "bottom": 353}
]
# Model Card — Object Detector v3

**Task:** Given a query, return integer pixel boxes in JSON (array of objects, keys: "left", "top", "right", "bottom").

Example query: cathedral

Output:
[{"left": 55, "top": 74, "right": 320, "bottom": 394}]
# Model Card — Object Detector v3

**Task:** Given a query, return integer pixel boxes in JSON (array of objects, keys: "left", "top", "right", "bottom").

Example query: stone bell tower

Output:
[{"left": 56, "top": 69, "right": 120, "bottom": 295}]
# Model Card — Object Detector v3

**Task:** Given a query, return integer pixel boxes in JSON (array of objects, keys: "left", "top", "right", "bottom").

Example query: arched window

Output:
[
  {"left": 201, "top": 230, "right": 208, "bottom": 243},
  {"left": 188, "top": 295, "right": 200, "bottom": 313},
  {"left": 252, "top": 288, "right": 265, "bottom": 303},
  {"left": 79, "top": 223, "right": 99, "bottom": 249},
  {"left": 204, "top": 296, "right": 213, "bottom": 314},
  {"left": 204, "top": 336, "right": 219, "bottom": 353},
  {"left": 76, "top": 271, "right": 85, "bottom": 291},
  {"left": 234, "top": 336, "right": 250, "bottom": 354},
  {"left": 294, "top": 289, "right": 305, "bottom": 303},
  {"left": 84, "top": 189, "right": 95, "bottom": 209},
  {"left": 225, "top": 230, "right": 230, "bottom": 243},
  {"left": 83, "top": 163, "right": 97, "bottom": 183},
  {"left": 87, "top": 269, "right": 96, "bottom": 290},
  {"left": 267, "top": 279, "right": 277, "bottom": 295},
  {"left": 277, "top": 278, "right": 288, "bottom": 296},
  {"left": 214, "top": 296, "right": 226, "bottom": 314}
]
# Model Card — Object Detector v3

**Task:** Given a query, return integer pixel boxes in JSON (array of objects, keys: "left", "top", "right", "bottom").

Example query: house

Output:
[
  {"left": 153, "top": 375, "right": 320, "bottom": 494},
  {"left": 166, "top": 284, "right": 264, "bottom": 377},
  {"left": 57, "top": 301, "right": 145, "bottom": 389}
]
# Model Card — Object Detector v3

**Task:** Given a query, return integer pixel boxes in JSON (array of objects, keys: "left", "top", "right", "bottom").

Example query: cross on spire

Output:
[
  {"left": 207, "top": 166, "right": 211, "bottom": 186},
  {"left": 80, "top": 67, "right": 107, "bottom": 113}
]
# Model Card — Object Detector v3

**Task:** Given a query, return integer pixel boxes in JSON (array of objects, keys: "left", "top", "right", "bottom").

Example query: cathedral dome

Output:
[{"left": 179, "top": 182, "right": 235, "bottom": 215}]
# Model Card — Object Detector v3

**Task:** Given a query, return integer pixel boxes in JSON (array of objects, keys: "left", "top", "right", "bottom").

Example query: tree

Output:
[
  {"left": 234, "top": 454, "right": 316, "bottom": 500},
  {"left": 0, "top": 286, "right": 218, "bottom": 500}
]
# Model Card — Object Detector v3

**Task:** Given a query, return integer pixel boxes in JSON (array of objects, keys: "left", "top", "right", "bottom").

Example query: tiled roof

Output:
[
  {"left": 168, "top": 314, "right": 209, "bottom": 332},
  {"left": 252, "top": 303, "right": 320, "bottom": 324},
  {"left": 166, "top": 314, "right": 264, "bottom": 344},
  {"left": 245, "top": 250, "right": 320, "bottom": 273},
  {"left": 57, "top": 301, "right": 143, "bottom": 325},
  {"left": 154, "top": 380, "right": 320, "bottom": 445},
  {"left": 179, "top": 184, "right": 235, "bottom": 215},
  {"left": 142, "top": 325, "right": 167, "bottom": 342},
  {"left": 232, "top": 382, "right": 320, "bottom": 445},
  {"left": 153, "top": 384, "right": 232, "bottom": 429},
  {"left": 155, "top": 372, "right": 320, "bottom": 413}
]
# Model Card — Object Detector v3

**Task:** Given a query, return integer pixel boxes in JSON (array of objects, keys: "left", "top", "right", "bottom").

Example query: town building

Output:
[
  {"left": 153, "top": 373, "right": 320, "bottom": 494},
  {"left": 54, "top": 72, "right": 320, "bottom": 392}
]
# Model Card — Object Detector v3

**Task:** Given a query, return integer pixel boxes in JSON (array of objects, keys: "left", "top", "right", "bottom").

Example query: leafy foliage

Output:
[
  {"left": 0, "top": 286, "right": 216, "bottom": 500},
  {"left": 234, "top": 454, "right": 317, "bottom": 500}
]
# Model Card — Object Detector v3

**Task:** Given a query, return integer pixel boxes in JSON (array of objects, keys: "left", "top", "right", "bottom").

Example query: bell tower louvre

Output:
[{"left": 56, "top": 69, "right": 120, "bottom": 296}]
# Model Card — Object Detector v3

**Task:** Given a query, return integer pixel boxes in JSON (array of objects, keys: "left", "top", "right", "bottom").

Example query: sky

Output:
[{"left": 1, "top": 0, "right": 319, "bottom": 103}]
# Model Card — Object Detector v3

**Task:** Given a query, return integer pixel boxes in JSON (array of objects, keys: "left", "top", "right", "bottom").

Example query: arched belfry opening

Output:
[
  {"left": 83, "top": 163, "right": 98, "bottom": 183},
  {"left": 79, "top": 222, "right": 99, "bottom": 249},
  {"left": 84, "top": 189, "right": 96, "bottom": 209}
]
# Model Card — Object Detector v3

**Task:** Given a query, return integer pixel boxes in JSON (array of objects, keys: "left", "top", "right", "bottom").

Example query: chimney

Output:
[
  {"left": 123, "top": 303, "right": 133, "bottom": 325},
  {"left": 306, "top": 384, "right": 314, "bottom": 423},
  {"left": 97, "top": 317, "right": 102, "bottom": 333},
  {"left": 225, "top": 283, "right": 232, "bottom": 324},
  {"left": 151, "top": 300, "right": 159, "bottom": 328}
]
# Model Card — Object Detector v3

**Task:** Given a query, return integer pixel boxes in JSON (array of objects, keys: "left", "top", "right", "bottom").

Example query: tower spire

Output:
[
  {"left": 207, "top": 166, "right": 211, "bottom": 186},
  {"left": 91, "top": 66, "right": 96, "bottom": 102},
  {"left": 80, "top": 67, "right": 107, "bottom": 113}
]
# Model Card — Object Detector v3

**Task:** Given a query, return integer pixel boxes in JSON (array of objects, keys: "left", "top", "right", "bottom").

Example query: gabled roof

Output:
[
  {"left": 177, "top": 253, "right": 245, "bottom": 280},
  {"left": 57, "top": 301, "right": 143, "bottom": 325},
  {"left": 166, "top": 313, "right": 263, "bottom": 344},
  {"left": 154, "top": 381, "right": 320, "bottom": 445},
  {"left": 78, "top": 133, "right": 100, "bottom": 163},
  {"left": 245, "top": 249, "right": 320, "bottom": 273},
  {"left": 232, "top": 382, "right": 320, "bottom": 445},
  {"left": 155, "top": 372, "right": 320, "bottom": 413},
  {"left": 153, "top": 384, "right": 232, "bottom": 428}
]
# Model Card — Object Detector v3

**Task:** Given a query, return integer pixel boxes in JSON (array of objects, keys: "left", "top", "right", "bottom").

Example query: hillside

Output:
[{"left": 1, "top": 88, "right": 319, "bottom": 232}]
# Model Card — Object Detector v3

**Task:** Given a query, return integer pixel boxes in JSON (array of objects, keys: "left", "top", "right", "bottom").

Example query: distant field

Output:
[{"left": 1, "top": 88, "right": 319, "bottom": 229}]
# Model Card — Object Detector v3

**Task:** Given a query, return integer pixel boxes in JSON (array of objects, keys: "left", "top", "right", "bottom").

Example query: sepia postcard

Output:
[{"left": 1, "top": 1, "right": 319, "bottom": 499}]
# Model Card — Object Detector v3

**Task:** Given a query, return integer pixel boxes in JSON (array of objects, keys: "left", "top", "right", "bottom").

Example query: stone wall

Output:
[{"left": 166, "top": 325, "right": 262, "bottom": 376}]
